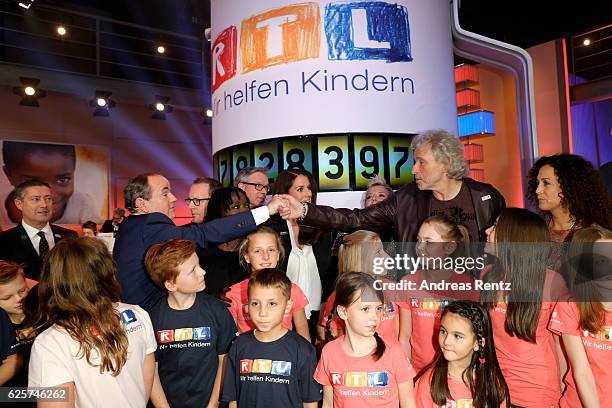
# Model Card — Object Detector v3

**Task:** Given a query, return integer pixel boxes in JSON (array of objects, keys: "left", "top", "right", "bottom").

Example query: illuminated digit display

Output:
[
  {"left": 214, "top": 133, "right": 414, "bottom": 192},
  {"left": 282, "top": 138, "right": 312, "bottom": 171},
  {"left": 353, "top": 135, "right": 385, "bottom": 189},
  {"left": 387, "top": 135, "right": 414, "bottom": 188},
  {"left": 216, "top": 150, "right": 231, "bottom": 187},
  {"left": 232, "top": 146, "right": 251, "bottom": 180},
  {"left": 317, "top": 135, "right": 350, "bottom": 190},
  {"left": 254, "top": 142, "right": 279, "bottom": 183}
]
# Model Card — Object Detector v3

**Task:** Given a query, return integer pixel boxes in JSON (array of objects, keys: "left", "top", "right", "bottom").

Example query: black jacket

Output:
[
  {"left": 266, "top": 216, "right": 336, "bottom": 300},
  {"left": 0, "top": 223, "right": 77, "bottom": 280},
  {"left": 303, "top": 178, "right": 506, "bottom": 243}
]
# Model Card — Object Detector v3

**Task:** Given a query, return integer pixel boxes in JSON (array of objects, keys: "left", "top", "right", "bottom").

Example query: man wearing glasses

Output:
[
  {"left": 185, "top": 177, "right": 222, "bottom": 224},
  {"left": 234, "top": 167, "right": 270, "bottom": 208}
]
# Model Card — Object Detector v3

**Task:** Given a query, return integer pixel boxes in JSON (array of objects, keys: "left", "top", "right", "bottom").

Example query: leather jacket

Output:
[{"left": 302, "top": 178, "right": 506, "bottom": 242}]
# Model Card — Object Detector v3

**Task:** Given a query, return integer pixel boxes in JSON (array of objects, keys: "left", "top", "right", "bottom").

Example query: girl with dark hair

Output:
[
  {"left": 482, "top": 208, "right": 568, "bottom": 407},
  {"left": 318, "top": 230, "right": 398, "bottom": 345},
  {"left": 549, "top": 225, "right": 612, "bottom": 407},
  {"left": 527, "top": 154, "right": 610, "bottom": 243},
  {"left": 398, "top": 215, "right": 476, "bottom": 375},
  {"left": 314, "top": 272, "right": 416, "bottom": 407},
  {"left": 415, "top": 300, "right": 510, "bottom": 407},
  {"left": 198, "top": 187, "right": 251, "bottom": 295},
  {"left": 271, "top": 169, "right": 334, "bottom": 341},
  {"left": 28, "top": 237, "right": 156, "bottom": 407}
]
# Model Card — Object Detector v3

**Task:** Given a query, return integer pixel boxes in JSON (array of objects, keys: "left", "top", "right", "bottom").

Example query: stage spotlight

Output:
[
  {"left": 149, "top": 95, "right": 173, "bottom": 120},
  {"left": 583, "top": 38, "right": 591, "bottom": 46},
  {"left": 201, "top": 108, "right": 213, "bottom": 124},
  {"left": 18, "top": 0, "right": 36, "bottom": 9},
  {"left": 156, "top": 45, "right": 166, "bottom": 54},
  {"left": 13, "top": 77, "right": 46, "bottom": 107},
  {"left": 56, "top": 26, "right": 67, "bottom": 36},
  {"left": 89, "top": 90, "right": 115, "bottom": 117}
]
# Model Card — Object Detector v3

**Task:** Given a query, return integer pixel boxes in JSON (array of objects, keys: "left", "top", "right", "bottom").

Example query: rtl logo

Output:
[{"left": 212, "top": 1, "right": 412, "bottom": 93}]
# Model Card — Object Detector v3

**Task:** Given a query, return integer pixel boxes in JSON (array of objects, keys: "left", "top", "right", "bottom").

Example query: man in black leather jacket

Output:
[{"left": 281, "top": 130, "right": 505, "bottom": 243}]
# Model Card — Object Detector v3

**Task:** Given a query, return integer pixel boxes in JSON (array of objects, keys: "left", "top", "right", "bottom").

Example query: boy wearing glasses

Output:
[{"left": 234, "top": 167, "right": 270, "bottom": 208}]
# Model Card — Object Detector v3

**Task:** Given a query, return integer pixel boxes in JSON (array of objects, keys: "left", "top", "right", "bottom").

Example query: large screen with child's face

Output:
[{"left": 0, "top": 140, "right": 109, "bottom": 227}]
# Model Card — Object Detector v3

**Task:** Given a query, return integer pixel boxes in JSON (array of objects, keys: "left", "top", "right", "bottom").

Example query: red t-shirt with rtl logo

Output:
[
  {"left": 549, "top": 300, "right": 612, "bottom": 407},
  {"left": 226, "top": 278, "right": 308, "bottom": 334}
]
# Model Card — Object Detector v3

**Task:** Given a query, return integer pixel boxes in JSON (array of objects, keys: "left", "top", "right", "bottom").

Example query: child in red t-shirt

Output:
[
  {"left": 481, "top": 208, "right": 568, "bottom": 407},
  {"left": 228, "top": 227, "right": 310, "bottom": 341},
  {"left": 314, "top": 272, "right": 416, "bottom": 407},
  {"left": 397, "top": 215, "right": 476, "bottom": 373},
  {"left": 415, "top": 300, "right": 510, "bottom": 408},
  {"left": 549, "top": 226, "right": 612, "bottom": 407},
  {"left": 318, "top": 230, "right": 399, "bottom": 346}
]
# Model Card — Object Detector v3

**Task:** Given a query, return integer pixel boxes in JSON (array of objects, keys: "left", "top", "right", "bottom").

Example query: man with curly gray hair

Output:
[{"left": 281, "top": 129, "right": 505, "bottom": 243}]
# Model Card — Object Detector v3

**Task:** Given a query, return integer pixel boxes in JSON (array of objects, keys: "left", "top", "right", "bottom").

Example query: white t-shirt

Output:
[{"left": 29, "top": 303, "right": 156, "bottom": 408}]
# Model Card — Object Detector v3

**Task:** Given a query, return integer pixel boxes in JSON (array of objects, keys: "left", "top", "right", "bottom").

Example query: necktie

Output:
[{"left": 38, "top": 231, "right": 49, "bottom": 259}]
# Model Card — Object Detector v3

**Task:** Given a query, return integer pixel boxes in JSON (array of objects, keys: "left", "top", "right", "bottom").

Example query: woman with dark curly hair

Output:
[{"left": 527, "top": 154, "right": 610, "bottom": 243}]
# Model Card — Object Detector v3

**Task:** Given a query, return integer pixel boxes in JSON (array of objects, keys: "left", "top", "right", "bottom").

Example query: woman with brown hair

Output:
[
  {"left": 481, "top": 208, "right": 568, "bottom": 408},
  {"left": 270, "top": 169, "right": 334, "bottom": 341},
  {"left": 549, "top": 225, "right": 612, "bottom": 407},
  {"left": 527, "top": 154, "right": 611, "bottom": 271},
  {"left": 28, "top": 237, "right": 156, "bottom": 407}
]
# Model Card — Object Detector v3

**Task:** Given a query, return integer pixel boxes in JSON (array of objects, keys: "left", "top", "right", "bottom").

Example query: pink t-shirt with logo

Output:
[
  {"left": 226, "top": 278, "right": 308, "bottom": 334},
  {"left": 487, "top": 269, "right": 567, "bottom": 407},
  {"left": 549, "top": 301, "right": 612, "bottom": 407},
  {"left": 395, "top": 270, "right": 476, "bottom": 374},
  {"left": 314, "top": 336, "right": 415, "bottom": 408},
  {"left": 320, "top": 291, "right": 399, "bottom": 343},
  {"left": 415, "top": 367, "right": 507, "bottom": 408}
]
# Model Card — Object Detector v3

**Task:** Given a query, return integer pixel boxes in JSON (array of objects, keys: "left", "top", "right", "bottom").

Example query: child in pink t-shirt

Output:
[
  {"left": 397, "top": 215, "right": 476, "bottom": 373},
  {"left": 548, "top": 226, "right": 612, "bottom": 407},
  {"left": 317, "top": 230, "right": 399, "bottom": 346},
  {"left": 481, "top": 208, "right": 568, "bottom": 407},
  {"left": 315, "top": 272, "right": 416, "bottom": 407},
  {"left": 228, "top": 227, "right": 310, "bottom": 341},
  {"left": 414, "top": 300, "right": 509, "bottom": 408}
]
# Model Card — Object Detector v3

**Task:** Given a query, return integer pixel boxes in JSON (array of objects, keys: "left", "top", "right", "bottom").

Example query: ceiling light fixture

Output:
[
  {"left": 13, "top": 77, "right": 46, "bottom": 107},
  {"left": 149, "top": 95, "right": 173, "bottom": 120},
  {"left": 89, "top": 90, "right": 116, "bottom": 116}
]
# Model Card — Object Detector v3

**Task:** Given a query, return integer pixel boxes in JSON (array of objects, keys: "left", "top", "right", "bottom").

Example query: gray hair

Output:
[
  {"left": 412, "top": 129, "right": 468, "bottom": 180},
  {"left": 123, "top": 173, "right": 157, "bottom": 213},
  {"left": 233, "top": 167, "right": 268, "bottom": 186},
  {"left": 362, "top": 175, "right": 393, "bottom": 207},
  {"left": 14, "top": 180, "right": 51, "bottom": 200}
]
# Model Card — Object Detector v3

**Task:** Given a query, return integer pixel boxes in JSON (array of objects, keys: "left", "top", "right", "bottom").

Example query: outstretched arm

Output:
[{"left": 278, "top": 193, "right": 397, "bottom": 234}]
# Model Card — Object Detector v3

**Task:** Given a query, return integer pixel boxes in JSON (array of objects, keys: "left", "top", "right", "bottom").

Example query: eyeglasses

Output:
[
  {"left": 241, "top": 182, "right": 270, "bottom": 193},
  {"left": 184, "top": 197, "right": 210, "bottom": 206}
]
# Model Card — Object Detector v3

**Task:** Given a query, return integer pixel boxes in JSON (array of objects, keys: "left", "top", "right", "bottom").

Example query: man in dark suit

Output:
[
  {"left": 100, "top": 207, "right": 125, "bottom": 235},
  {"left": 0, "top": 180, "right": 77, "bottom": 281},
  {"left": 113, "top": 173, "right": 286, "bottom": 310}
]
